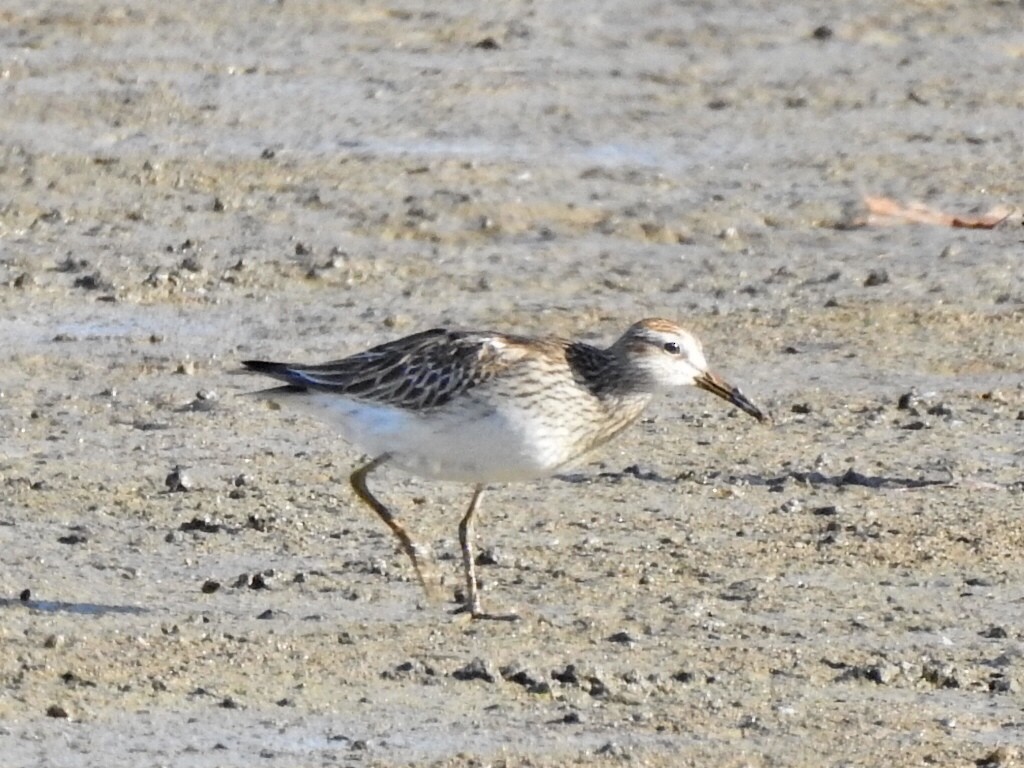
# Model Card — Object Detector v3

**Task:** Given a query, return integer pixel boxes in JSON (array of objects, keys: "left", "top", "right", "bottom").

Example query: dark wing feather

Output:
[{"left": 242, "top": 328, "right": 508, "bottom": 410}]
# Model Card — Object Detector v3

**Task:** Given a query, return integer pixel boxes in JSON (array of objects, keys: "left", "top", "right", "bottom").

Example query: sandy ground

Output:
[{"left": 1, "top": 1, "right": 1023, "bottom": 766}]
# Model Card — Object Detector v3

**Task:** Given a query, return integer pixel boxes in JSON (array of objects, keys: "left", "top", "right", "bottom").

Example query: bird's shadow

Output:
[
  {"left": 557, "top": 465, "right": 956, "bottom": 491},
  {"left": 0, "top": 596, "right": 147, "bottom": 616}
]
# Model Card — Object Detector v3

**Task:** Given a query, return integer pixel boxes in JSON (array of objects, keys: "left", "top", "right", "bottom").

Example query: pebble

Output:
[
  {"left": 499, "top": 664, "right": 550, "bottom": 694},
  {"left": 672, "top": 669, "right": 698, "bottom": 684},
  {"left": 185, "top": 390, "right": 218, "bottom": 412},
  {"left": 451, "top": 657, "right": 498, "bottom": 683},
  {"left": 988, "top": 674, "right": 1015, "bottom": 693},
  {"left": 864, "top": 268, "right": 889, "bottom": 287},
  {"left": 921, "top": 661, "right": 961, "bottom": 689},
  {"left": 179, "top": 517, "right": 221, "bottom": 533},
  {"left": 474, "top": 547, "right": 502, "bottom": 566},
  {"left": 380, "top": 659, "right": 436, "bottom": 680},
  {"left": 897, "top": 390, "right": 919, "bottom": 411},
  {"left": 606, "top": 630, "right": 636, "bottom": 645},
  {"left": 595, "top": 742, "right": 628, "bottom": 758},
  {"left": 165, "top": 466, "right": 194, "bottom": 493},
  {"left": 979, "top": 625, "right": 1008, "bottom": 639},
  {"left": 977, "top": 747, "right": 1017, "bottom": 768}
]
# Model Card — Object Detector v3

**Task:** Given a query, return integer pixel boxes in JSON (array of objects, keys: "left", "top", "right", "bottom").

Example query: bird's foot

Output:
[{"left": 451, "top": 599, "right": 520, "bottom": 622}]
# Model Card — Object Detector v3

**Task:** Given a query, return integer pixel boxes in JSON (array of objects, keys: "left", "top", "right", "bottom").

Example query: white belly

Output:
[{"left": 295, "top": 392, "right": 581, "bottom": 483}]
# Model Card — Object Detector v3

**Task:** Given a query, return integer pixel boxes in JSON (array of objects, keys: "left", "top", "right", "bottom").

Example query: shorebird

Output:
[{"left": 243, "top": 318, "right": 766, "bottom": 620}]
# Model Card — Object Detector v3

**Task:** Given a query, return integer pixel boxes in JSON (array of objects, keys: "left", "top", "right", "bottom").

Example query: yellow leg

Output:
[
  {"left": 350, "top": 454, "right": 435, "bottom": 600},
  {"left": 458, "top": 485, "right": 486, "bottom": 617},
  {"left": 458, "top": 485, "right": 518, "bottom": 621}
]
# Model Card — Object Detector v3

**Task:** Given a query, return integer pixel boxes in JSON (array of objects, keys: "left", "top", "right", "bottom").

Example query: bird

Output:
[{"left": 242, "top": 318, "right": 767, "bottom": 620}]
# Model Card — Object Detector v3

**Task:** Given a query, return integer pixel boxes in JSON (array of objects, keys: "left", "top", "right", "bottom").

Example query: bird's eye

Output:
[{"left": 662, "top": 341, "right": 681, "bottom": 354}]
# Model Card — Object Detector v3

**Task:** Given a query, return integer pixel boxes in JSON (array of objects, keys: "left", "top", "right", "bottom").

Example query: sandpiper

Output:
[{"left": 243, "top": 318, "right": 766, "bottom": 620}]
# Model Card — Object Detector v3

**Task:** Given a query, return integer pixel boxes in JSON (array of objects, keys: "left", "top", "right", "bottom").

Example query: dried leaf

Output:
[{"left": 861, "top": 196, "right": 1017, "bottom": 229}]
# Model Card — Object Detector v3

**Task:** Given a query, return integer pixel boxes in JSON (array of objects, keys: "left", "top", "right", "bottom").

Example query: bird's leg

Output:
[
  {"left": 457, "top": 485, "right": 486, "bottom": 617},
  {"left": 350, "top": 454, "right": 437, "bottom": 601},
  {"left": 457, "top": 485, "right": 518, "bottom": 621}
]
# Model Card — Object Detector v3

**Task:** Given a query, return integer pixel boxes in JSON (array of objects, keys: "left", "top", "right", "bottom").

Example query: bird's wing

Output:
[{"left": 243, "top": 328, "right": 517, "bottom": 410}]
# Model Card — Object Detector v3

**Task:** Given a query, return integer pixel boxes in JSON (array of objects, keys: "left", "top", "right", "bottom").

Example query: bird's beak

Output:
[{"left": 694, "top": 370, "right": 768, "bottom": 422}]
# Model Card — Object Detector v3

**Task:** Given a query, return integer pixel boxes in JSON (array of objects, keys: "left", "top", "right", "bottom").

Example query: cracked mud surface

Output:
[{"left": 1, "top": 1, "right": 1023, "bottom": 766}]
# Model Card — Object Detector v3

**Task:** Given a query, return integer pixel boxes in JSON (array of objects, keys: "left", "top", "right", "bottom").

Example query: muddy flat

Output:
[{"left": 1, "top": 2, "right": 1022, "bottom": 766}]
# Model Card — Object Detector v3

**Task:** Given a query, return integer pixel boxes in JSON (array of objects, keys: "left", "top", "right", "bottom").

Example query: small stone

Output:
[
  {"left": 201, "top": 580, "right": 221, "bottom": 594},
  {"left": 452, "top": 657, "right": 497, "bottom": 683},
  {"left": 474, "top": 547, "right": 501, "bottom": 566},
  {"left": 921, "top": 661, "right": 961, "bottom": 689},
  {"left": 671, "top": 669, "right": 697, "bottom": 684},
  {"left": 187, "top": 389, "right": 219, "bottom": 412},
  {"left": 180, "top": 517, "right": 221, "bottom": 533},
  {"left": 596, "top": 742, "right": 628, "bottom": 758},
  {"left": 976, "top": 746, "right": 1016, "bottom": 767},
  {"left": 46, "top": 704, "right": 69, "bottom": 719},
  {"left": 811, "top": 25, "right": 833, "bottom": 40},
  {"left": 246, "top": 514, "right": 272, "bottom": 531},
  {"left": 897, "top": 390, "right": 919, "bottom": 411},
  {"left": 249, "top": 572, "right": 272, "bottom": 590},
  {"left": 791, "top": 403, "right": 812, "bottom": 414},
  {"left": 165, "top": 466, "right": 194, "bottom": 492},
  {"left": 19, "top": 588, "right": 31, "bottom": 602},
  {"left": 864, "top": 269, "right": 889, "bottom": 287},
  {"left": 606, "top": 630, "right": 635, "bottom": 645},
  {"left": 43, "top": 634, "right": 65, "bottom": 649},
  {"left": 473, "top": 37, "right": 501, "bottom": 50},
  {"left": 552, "top": 664, "right": 582, "bottom": 685},
  {"left": 500, "top": 664, "right": 550, "bottom": 693},
  {"left": 979, "top": 625, "right": 1008, "bottom": 639},
  {"left": 865, "top": 662, "right": 897, "bottom": 685},
  {"left": 73, "top": 273, "right": 112, "bottom": 291},
  {"left": 179, "top": 255, "right": 202, "bottom": 273},
  {"left": 988, "top": 675, "right": 1014, "bottom": 693}
]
